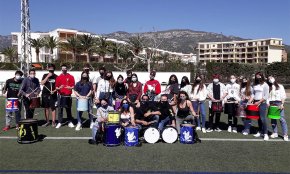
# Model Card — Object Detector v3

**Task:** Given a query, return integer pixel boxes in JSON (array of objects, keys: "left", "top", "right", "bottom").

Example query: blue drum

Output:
[
  {"left": 104, "top": 124, "right": 122, "bottom": 147},
  {"left": 77, "top": 98, "right": 89, "bottom": 111},
  {"left": 124, "top": 126, "right": 139, "bottom": 146},
  {"left": 180, "top": 124, "right": 195, "bottom": 144}
]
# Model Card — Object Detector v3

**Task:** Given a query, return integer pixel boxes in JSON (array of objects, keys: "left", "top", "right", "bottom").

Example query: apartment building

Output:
[{"left": 197, "top": 38, "right": 285, "bottom": 64}]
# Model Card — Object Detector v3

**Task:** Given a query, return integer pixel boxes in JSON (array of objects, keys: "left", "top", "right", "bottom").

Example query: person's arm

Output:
[
  {"left": 280, "top": 85, "right": 286, "bottom": 109},
  {"left": 41, "top": 74, "right": 51, "bottom": 85},
  {"left": 129, "top": 107, "right": 136, "bottom": 126},
  {"left": 143, "top": 82, "right": 148, "bottom": 94},
  {"left": 36, "top": 79, "right": 41, "bottom": 94},
  {"left": 155, "top": 81, "right": 161, "bottom": 95},
  {"left": 187, "top": 100, "right": 197, "bottom": 116},
  {"left": 19, "top": 78, "right": 28, "bottom": 96},
  {"left": 2, "top": 80, "right": 8, "bottom": 95},
  {"left": 221, "top": 84, "right": 228, "bottom": 101},
  {"left": 96, "top": 80, "right": 102, "bottom": 99},
  {"left": 74, "top": 83, "right": 81, "bottom": 98},
  {"left": 207, "top": 84, "right": 215, "bottom": 101},
  {"left": 66, "top": 76, "right": 75, "bottom": 90}
]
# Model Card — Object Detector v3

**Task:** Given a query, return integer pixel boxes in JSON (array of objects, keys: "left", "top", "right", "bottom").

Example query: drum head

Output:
[
  {"left": 19, "top": 119, "right": 38, "bottom": 124},
  {"left": 162, "top": 127, "right": 178, "bottom": 143},
  {"left": 144, "top": 127, "right": 160, "bottom": 144}
]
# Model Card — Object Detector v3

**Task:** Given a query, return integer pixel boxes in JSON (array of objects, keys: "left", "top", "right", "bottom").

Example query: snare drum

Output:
[
  {"left": 29, "top": 97, "right": 41, "bottom": 109},
  {"left": 268, "top": 106, "right": 281, "bottom": 119},
  {"left": 108, "top": 112, "right": 120, "bottom": 124},
  {"left": 224, "top": 102, "right": 236, "bottom": 114},
  {"left": 211, "top": 101, "right": 223, "bottom": 113},
  {"left": 6, "top": 98, "right": 19, "bottom": 111},
  {"left": 124, "top": 126, "right": 139, "bottom": 146},
  {"left": 161, "top": 126, "right": 178, "bottom": 144},
  {"left": 104, "top": 124, "right": 122, "bottom": 147},
  {"left": 17, "top": 119, "right": 38, "bottom": 144},
  {"left": 180, "top": 124, "right": 195, "bottom": 144},
  {"left": 77, "top": 98, "right": 89, "bottom": 111},
  {"left": 144, "top": 127, "right": 160, "bottom": 144},
  {"left": 246, "top": 104, "right": 260, "bottom": 120}
]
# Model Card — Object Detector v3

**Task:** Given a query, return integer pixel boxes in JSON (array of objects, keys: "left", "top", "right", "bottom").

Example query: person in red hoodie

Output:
[
  {"left": 55, "top": 64, "right": 75, "bottom": 129},
  {"left": 143, "top": 70, "right": 161, "bottom": 101}
]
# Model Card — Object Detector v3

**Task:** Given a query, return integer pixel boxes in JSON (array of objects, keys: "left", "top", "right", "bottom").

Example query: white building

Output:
[{"left": 197, "top": 38, "right": 284, "bottom": 63}]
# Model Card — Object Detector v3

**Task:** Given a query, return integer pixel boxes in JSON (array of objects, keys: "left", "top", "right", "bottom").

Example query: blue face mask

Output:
[{"left": 122, "top": 103, "right": 129, "bottom": 110}]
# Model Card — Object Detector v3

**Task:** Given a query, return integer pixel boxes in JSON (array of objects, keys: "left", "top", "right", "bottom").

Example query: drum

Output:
[
  {"left": 211, "top": 101, "right": 223, "bottom": 113},
  {"left": 124, "top": 126, "right": 139, "bottom": 146},
  {"left": 114, "top": 100, "right": 121, "bottom": 111},
  {"left": 6, "top": 98, "right": 19, "bottom": 111},
  {"left": 246, "top": 104, "right": 260, "bottom": 120},
  {"left": 104, "top": 124, "right": 122, "bottom": 147},
  {"left": 235, "top": 104, "right": 246, "bottom": 118},
  {"left": 77, "top": 98, "right": 89, "bottom": 111},
  {"left": 108, "top": 112, "right": 120, "bottom": 124},
  {"left": 58, "top": 96, "right": 72, "bottom": 108},
  {"left": 268, "top": 106, "right": 281, "bottom": 119},
  {"left": 161, "top": 126, "right": 178, "bottom": 144},
  {"left": 180, "top": 124, "right": 195, "bottom": 144},
  {"left": 144, "top": 127, "right": 160, "bottom": 144},
  {"left": 17, "top": 119, "right": 38, "bottom": 144},
  {"left": 29, "top": 97, "right": 41, "bottom": 109},
  {"left": 224, "top": 102, "right": 236, "bottom": 114}
]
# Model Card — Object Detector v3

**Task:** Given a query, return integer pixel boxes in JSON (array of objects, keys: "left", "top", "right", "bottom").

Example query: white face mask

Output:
[
  {"left": 30, "top": 75, "right": 35, "bottom": 79},
  {"left": 132, "top": 77, "right": 137, "bottom": 82},
  {"left": 15, "top": 75, "right": 21, "bottom": 80},
  {"left": 269, "top": 78, "right": 275, "bottom": 84},
  {"left": 230, "top": 79, "right": 236, "bottom": 83},
  {"left": 213, "top": 79, "right": 219, "bottom": 83}
]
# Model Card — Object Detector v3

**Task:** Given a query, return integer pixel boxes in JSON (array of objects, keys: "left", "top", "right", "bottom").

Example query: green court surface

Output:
[{"left": 0, "top": 97, "right": 290, "bottom": 174}]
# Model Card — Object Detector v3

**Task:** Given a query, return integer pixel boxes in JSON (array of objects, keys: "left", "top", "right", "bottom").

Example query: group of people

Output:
[{"left": 2, "top": 63, "right": 288, "bottom": 143}]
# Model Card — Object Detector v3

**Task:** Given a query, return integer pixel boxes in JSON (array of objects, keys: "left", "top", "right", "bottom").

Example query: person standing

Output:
[
  {"left": 143, "top": 71, "right": 161, "bottom": 101},
  {"left": 55, "top": 64, "right": 75, "bottom": 129},
  {"left": 2, "top": 71, "right": 24, "bottom": 131},
  {"left": 180, "top": 76, "right": 192, "bottom": 96},
  {"left": 19, "top": 69, "right": 41, "bottom": 119},
  {"left": 41, "top": 64, "right": 58, "bottom": 127}
]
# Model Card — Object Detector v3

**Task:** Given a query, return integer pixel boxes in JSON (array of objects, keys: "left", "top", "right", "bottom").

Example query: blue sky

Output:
[{"left": 0, "top": 0, "right": 290, "bottom": 44}]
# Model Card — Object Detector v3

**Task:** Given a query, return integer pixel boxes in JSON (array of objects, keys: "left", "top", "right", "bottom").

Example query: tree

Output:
[
  {"left": 95, "top": 37, "right": 110, "bottom": 62},
  {"left": 59, "top": 36, "right": 80, "bottom": 62},
  {"left": 1, "top": 47, "right": 18, "bottom": 63},
  {"left": 29, "top": 38, "right": 44, "bottom": 62},
  {"left": 78, "top": 34, "right": 95, "bottom": 63},
  {"left": 108, "top": 41, "right": 120, "bottom": 63},
  {"left": 44, "top": 36, "right": 58, "bottom": 63}
]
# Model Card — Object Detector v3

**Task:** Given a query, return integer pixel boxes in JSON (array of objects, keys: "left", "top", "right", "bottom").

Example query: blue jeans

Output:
[
  {"left": 145, "top": 115, "right": 159, "bottom": 129},
  {"left": 192, "top": 101, "right": 206, "bottom": 128},
  {"left": 91, "top": 121, "right": 99, "bottom": 141},
  {"left": 270, "top": 101, "right": 288, "bottom": 136},
  {"left": 76, "top": 98, "right": 93, "bottom": 124},
  {"left": 158, "top": 116, "right": 171, "bottom": 131},
  {"left": 257, "top": 101, "right": 268, "bottom": 134},
  {"left": 241, "top": 101, "right": 251, "bottom": 133}
]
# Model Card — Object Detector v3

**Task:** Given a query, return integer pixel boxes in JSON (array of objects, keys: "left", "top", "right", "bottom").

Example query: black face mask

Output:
[
  {"left": 105, "top": 76, "right": 111, "bottom": 80},
  {"left": 255, "top": 78, "right": 262, "bottom": 84},
  {"left": 82, "top": 77, "right": 89, "bottom": 81},
  {"left": 195, "top": 79, "right": 201, "bottom": 83},
  {"left": 84, "top": 69, "right": 89, "bottom": 73},
  {"left": 160, "top": 101, "right": 168, "bottom": 107},
  {"left": 49, "top": 70, "right": 54, "bottom": 73},
  {"left": 100, "top": 72, "right": 105, "bottom": 77},
  {"left": 141, "top": 100, "right": 149, "bottom": 105},
  {"left": 241, "top": 82, "right": 247, "bottom": 87}
]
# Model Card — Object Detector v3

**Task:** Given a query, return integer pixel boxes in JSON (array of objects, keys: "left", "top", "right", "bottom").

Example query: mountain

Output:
[{"left": 0, "top": 35, "right": 12, "bottom": 52}]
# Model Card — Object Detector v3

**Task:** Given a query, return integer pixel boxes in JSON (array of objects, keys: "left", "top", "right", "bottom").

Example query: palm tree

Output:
[
  {"left": 108, "top": 41, "right": 120, "bottom": 63},
  {"left": 128, "top": 35, "right": 144, "bottom": 56},
  {"left": 59, "top": 37, "right": 80, "bottom": 62},
  {"left": 29, "top": 38, "right": 44, "bottom": 62},
  {"left": 78, "top": 34, "right": 95, "bottom": 63},
  {"left": 44, "top": 36, "right": 58, "bottom": 63},
  {"left": 1, "top": 47, "right": 18, "bottom": 63},
  {"left": 118, "top": 45, "right": 134, "bottom": 63},
  {"left": 95, "top": 37, "right": 110, "bottom": 62}
]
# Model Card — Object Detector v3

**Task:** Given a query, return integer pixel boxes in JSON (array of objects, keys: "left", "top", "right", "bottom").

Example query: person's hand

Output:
[
  {"left": 254, "top": 102, "right": 260, "bottom": 106},
  {"left": 94, "top": 98, "right": 100, "bottom": 104},
  {"left": 47, "top": 73, "right": 52, "bottom": 78},
  {"left": 142, "top": 121, "right": 148, "bottom": 126},
  {"left": 144, "top": 112, "right": 151, "bottom": 117},
  {"left": 280, "top": 104, "right": 284, "bottom": 110},
  {"left": 136, "top": 102, "right": 140, "bottom": 108},
  {"left": 59, "top": 85, "right": 64, "bottom": 89},
  {"left": 25, "top": 94, "right": 30, "bottom": 98},
  {"left": 170, "top": 123, "right": 176, "bottom": 127},
  {"left": 124, "top": 122, "right": 129, "bottom": 127},
  {"left": 132, "top": 122, "right": 136, "bottom": 127},
  {"left": 267, "top": 103, "right": 270, "bottom": 107}
]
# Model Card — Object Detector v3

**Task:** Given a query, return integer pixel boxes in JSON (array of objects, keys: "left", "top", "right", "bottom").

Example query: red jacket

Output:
[
  {"left": 143, "top": 79, "right": 161, "bottom": 95},
  {"left": 56, "top": 73, "right": 75, "bottom": 95}
]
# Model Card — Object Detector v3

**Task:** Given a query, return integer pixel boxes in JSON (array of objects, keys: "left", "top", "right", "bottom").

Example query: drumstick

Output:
[
  {"left": 27, "top": 87, "right": 39, "bottom": 98},
  {"left": 43, "top": 85, "right": 52, "bottom": 93}
]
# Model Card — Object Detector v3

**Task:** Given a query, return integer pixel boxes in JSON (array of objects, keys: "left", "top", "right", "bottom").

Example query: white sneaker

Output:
[
  {"left": 264, "top": 134, "right": 269, "bottom": 141},
  {"left": 215, "top": 128, "right": 222, "bottom": 132},
  {"left": 68, "top": 122, "right": 75, "bottom": 128},
  {"left": 232, "top": 127, "right": 237, "bottom": 133},
  {"left": 227, "top": 126, "right": 232, "bottom": 132},
  {"left": 253, "top": 132, "right": 261, "bottom": 137},
  {"left": 206, "top": 128, "right": 213, "bottom": 132},
  {"left": 202, "top": 128, "right": 206, "bottom": 133},
  {"left": 55, "top": 123, "right": 62, "bottom": 129},
  {"left": 242, "top": 132, "right": 248, "bottom": 136},
  {"left": 75, "top": 123, "right": 82, "bottom": 131},
  {"left": 284, "top": 135, "right": 288, "bottom": 141},
  {"left": 270, "top": 133, "right": 278, "bottom": 138},
  {"left": 90, "top": 122, "right": 94, "bottom": 129},
  {"left": 196, "top": 127, "right": 201, "bottom": 131}
]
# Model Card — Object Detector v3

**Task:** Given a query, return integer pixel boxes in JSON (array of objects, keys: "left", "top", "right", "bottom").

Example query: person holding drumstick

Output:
[
  {"left": 19, "top": 69, "right": 41, "bottom": 119},
  {"left": 2, "top": 70, "right": 24, "bottom": 131},
  {"left": 252, "top": 72, "right": 270, "bottom": 141},
  {"left": 267, "top": 75, "right": 288, "bottom": 141}
]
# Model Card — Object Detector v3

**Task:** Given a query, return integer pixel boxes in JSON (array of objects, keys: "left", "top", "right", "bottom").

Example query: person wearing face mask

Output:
[
  {"left": 114, "top": 75, "right": 127, "bottom": 107},
  {"left": 124, "top": 70, "right": 133, "bottom": 84},
  {"left": 119, "top": 99, "right": 136, "bottom": 127},
  {"left": 89, "top": 99, "right": 114, "bottom": 144},
  {"left": 189, "top": 75, "right": 207, "bottom": 133},
  {"left": 143, "top": 71, "right": 161, "bottom": 101},
  {"left": 95, "top": 71, "right": 115, "bottom": 106},
  {"left": 55, "top": 64, "right": 75, "bottom": 129},
  {"left": 19, "top": 69, "right": 41, "bottom": 119},
  {"left": 180, "top": 76, "right": 192, "bottom": 96},
  {"left": 126, "top": 73, "right": 142, "bottom": 105},
  {"left": 163, "top": 74, "right": 179, "bottom": 104},
  {"left": 206, "top": 74, "right": 227, "bottom": 132},
  {"left": 2, "top": 71, "right": 24, "bottom": 131},
  {"left": 266, "top": 75, "right": 288, "bottom": 141},
  {"left": 156, "top": 94, "right": 176, "bottom": 131},
  {"left": 252, "top": 72, "right": 270, "bottom": 141},
  {"left": 41, "top": 64, "right": 58, "bottom": 127},
  {"left": 224, "top": 75, "right": 241, "bottom": 133},
  {"left": 173, "top": 91, "right": 197, "bottom": 134},
  {"left": 74, "top": 72, "right": 93, "bottom": 131},
  {"left": 93, "top": 67, "right": 106, "bottom": 96}
]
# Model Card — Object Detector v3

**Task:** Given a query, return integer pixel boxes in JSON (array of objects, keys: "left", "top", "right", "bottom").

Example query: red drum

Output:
[
  {"left": 29, "top": 97, "right": 41, "bottom": 109},
  {"left": 224, "top": 102, "right": 236, "bottom": 114},
  {"left": 245, "top": 104, "right": 260, "bottom": 120},
  {"left": 211, "top": 101, "right": 223, "bottom": 113},
  {"left": 235, "top": 104, "right": 246, "bottom": 118}
]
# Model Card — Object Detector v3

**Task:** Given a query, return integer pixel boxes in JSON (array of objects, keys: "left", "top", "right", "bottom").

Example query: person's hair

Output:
[
  {"left": 192, "top": 74, "right": 204, "bottom": 93},
  {"left": 100, "top": 98, "right": 108, "bottom": 104},
  {"left": 126, "top": 70, "right": 132, "bottom": 75},
  {"left": 254, "top": 72, "right": 265, "bottom": 85},
  {"left": 29, "top": 69, "right": 36, "bottom": 74},
  {"left": 240, "top": 77, "right": 251, "bottom": 96},
  {"left": 117, "top": 75, "right": 124, "bottom": 81},
  {"left": 167, "top": 74, "right": 178, "bottom": 86},
  {"left": 131, "top": 73, "right": 138, "bottom": 81},
  {"left": 268, "top": 75, "right": 279, "bottom": 91},
  {"left": 176, "top": 91, "right": 189, "bottom": 105},
  {"left": 83, "top": 63, "right": 90, "bottom": 68},
  {"left": 61, "top": 64, "right": 67, "bottom": 68},
  {"left": 80, "top": 72, "right": 89, "bottom": 84},
  {"left": 141, "top": 94, "right": 149, "bottom": 100},
  {"left": 15, "top": 70, "right": 23, "bottom": 76},
  {"left": 47, "top": 63, "right": 56, "bottom": 70},
  {"left": 120, "top": 98, "right": 130, "bottom": 113},
  {"left": 106, "top": 71, "right": 116, "bottom": 88},
  {"left": 99, "top": 67, "right": 106, "bottom": 71},
  {"left": 180, "top": 76, "right": 190, "bottom": 89}
]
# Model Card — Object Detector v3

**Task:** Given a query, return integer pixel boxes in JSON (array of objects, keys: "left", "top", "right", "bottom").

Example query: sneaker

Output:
[
  {"left": 283, "top": 135, "right": 288, "bottom": 141},
  {"left": 253, "top": 132, "right": 261, "bottom": 137},
  {"left": 55, "top": 123, "right": 62, "bottom": 129},
  {"left": 68, "top": 122, "right": 75, "bottom": 128},
  {"left": 264, "top": 134, "right": 269, "bottom": 141},
  {"left": 52, "top": 122, "right": 56, "bottom": 127},
  {"left": 227, "top": 126, "right": 232, "bottom": 132},
  {"left": 232, "top": 127, "right": 237, "bottom": 133},
  {"left": 88, "top": 139, "right": 97, "bottom": 145},
  {"left": 242, "top": 131, "right": 249, "bottom": 136},
  {"left": 196, "top": 127, "right": 201, "bottom": 131},
  {"left": 215, "top": 128, "right": 222, "bottom": 132},
  {"left": 42, "top": 122, "right": 50, "bottom": 127},
  {"left": 270, "top": 133, "right": 278, "bottom": 138},
  {"left": 75, "top": 123, "right": 82, "bottom": 131},
  {"left": 90, "top": 122, "right": 94, "bottom": 129},
  {"left": 202, "top": 128, "right": 206, "bottom": 133},
  {"left": 2, "top": 126, "right": 10, "bottom": 131},
  {"left": 15, "top": 125, "right": 19, "bottom": 130},
  {"left": 206, "top": 128, "right": 213, "bottom": 132}
]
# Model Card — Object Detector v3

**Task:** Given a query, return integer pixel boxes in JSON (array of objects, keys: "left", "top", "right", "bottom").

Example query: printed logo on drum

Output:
[
  {"left": 115, "top": 128, "right": 121, "bottom": 138},
  {"left": 127, "top": 132, "right": 136, "bottom": 142},
  {"left": 183, "top": 131, "right": 192, "bottom": 142}
]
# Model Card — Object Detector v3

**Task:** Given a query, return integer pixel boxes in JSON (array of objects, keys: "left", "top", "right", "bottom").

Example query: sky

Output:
[{"left": 0, "top": 0, "right": 289, "bottom": 44}]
